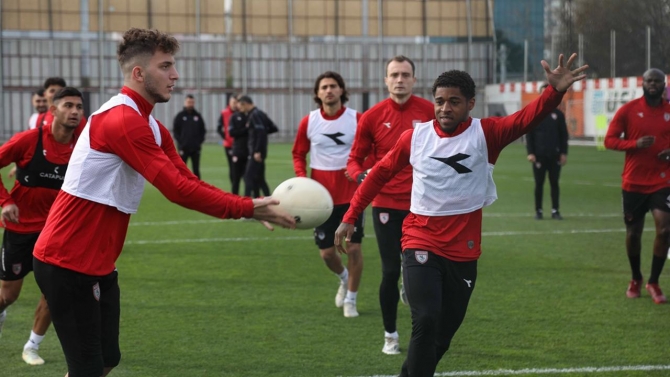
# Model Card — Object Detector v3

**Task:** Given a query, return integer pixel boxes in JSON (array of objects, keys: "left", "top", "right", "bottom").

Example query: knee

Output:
[
  {"left": 319, "top": 248, "right": 338, "bottom": 262},
  {"left": 346, "top": 246, "right": 363, "bottom": 264},
  {"left": 626, "top": 229, "right": 643, "bottom": 243},
  {"left": 0, "top": 287, "right": 20, "bottom": 306}
]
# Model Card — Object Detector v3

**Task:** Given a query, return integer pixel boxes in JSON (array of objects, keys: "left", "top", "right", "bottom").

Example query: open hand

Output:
[{"left": 542, "top": 53, "right": 588, "bottom": 92}]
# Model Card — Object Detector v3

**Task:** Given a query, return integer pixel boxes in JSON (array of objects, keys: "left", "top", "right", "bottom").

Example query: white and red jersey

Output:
[
  {"left": 346, "top": 95, "right": 434, "bottom": 210},
  {"left": 28, "top": 112, "right": 48, "bottom": 130},
  {"left": 0, "top": 124, "right": 77, "bottom": 233},
  {"left": 292, "top": 107, "right": 361, "bottom": 205},
  {"left": 409, "top": 119, "right": 497, "bottom": 216},
  {"left": 34, "top": 86, "right": 254, "bottom": 276},
  {"left": 221, "top": 106, "right": 234, "bottom": 148},
  {"left": 604, "top": 96, "right": 670, "bottom": 193},
  {"left": 343, "top": 85, "right": 564, "bottom": 262}
]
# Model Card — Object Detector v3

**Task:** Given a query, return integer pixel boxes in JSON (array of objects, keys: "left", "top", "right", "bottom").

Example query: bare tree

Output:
[{"left": 572, "top": 0, "right": 670, "bottom": 77}]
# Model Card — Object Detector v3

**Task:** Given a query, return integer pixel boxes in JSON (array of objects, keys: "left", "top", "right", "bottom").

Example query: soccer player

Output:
[
  {"left": 31, "top": 28, "right": 295, "bottom": 377},
  {"left": 217, "top": 95, "right": 238, "bottom": 190},
  {"left": 335, "top": 54, "right": 587, "bottom": 377},
  {"left": 604, "top": 68, "right": 670, "bottom": 304},
  {"left": 28, "top": 89, "right": 48, "bottom": 130},
  {"left": 346, "top": 55, "right": 434, "bottom": 354},
  {"left": 0, "top": 87, "right": 84, "bottom": 366},
  {"left": 526, "top": 83, "right": 569, "bottom": 220},
  {"left": 292, "top": 71, "right": 364, "bottom": 318}
]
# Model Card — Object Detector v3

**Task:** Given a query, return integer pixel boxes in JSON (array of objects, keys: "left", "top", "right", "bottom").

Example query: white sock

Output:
[
  {"left": 385, "top": 331, "right": 399, "bottom": 339},
  {"left": 24, "top": 331, "right": 45, "bottom": 351},
  {"left": 337, "top": 268, "right": 349, "bottom": 284},
  {"left": 344, "top": 290, "right": 357, "bottom": 303}
]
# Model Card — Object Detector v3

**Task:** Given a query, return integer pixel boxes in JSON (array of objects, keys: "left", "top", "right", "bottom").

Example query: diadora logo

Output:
[
  {"left": 665, "top": 113, "right": 670, "bottom": 122},
  {"left": 430, "top": 153, "right": 472, "bottom": 174},
  {"left": 638, "top": 112, "right": 644, "bottom": 118},
  {"left": 383, "top": 122, "right": 391, "bottom": 128},
  {"left": 54, "top": 166, "right": 59, "bottom": 174},
  {"left": 463, "top": 279, "right": 472, "bottom": 288},
  {"left": 323, "top": 132, "right": 346, "bottom": 145}
]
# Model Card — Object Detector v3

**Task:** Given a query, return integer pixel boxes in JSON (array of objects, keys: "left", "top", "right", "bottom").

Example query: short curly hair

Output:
[
  {"left": 432, "top": 70, "right": 476, "bottom": 100},
  {"left": 313, "top": 71, "right": 348, "bottom": 106},
  {"left": 117, "top": 28, "right": 180, "bottom": 74}
]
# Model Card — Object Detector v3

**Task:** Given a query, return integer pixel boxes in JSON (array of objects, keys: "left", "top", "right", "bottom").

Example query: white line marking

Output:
[
  {"left": 128, "top": 213, "right": 623, "bottom": 227},
  {"left": 124, "top": 227, "right": 653, "bottom": 245},
  {"left": 345, "top": 364, "right": 670, "bottom": 377}
]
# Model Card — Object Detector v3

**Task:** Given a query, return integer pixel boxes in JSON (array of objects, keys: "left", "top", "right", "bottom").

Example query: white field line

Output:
[
  {"left": 345, "top": 364, "right": 670, "bottom": 377},
  {"left": 128, "top": 213, "right": 623, "bottom": 227},
  {"left": 123, "top": 227, "right": 651, "bottom": 245}
]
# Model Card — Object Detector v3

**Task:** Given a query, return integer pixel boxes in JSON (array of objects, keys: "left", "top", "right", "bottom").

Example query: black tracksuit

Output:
[
  {"left": 526, "top": 108, "right": 568, "bottom": 212},
  {"left": 173, "top": 107, "right": 206, "bottom": 179},
  {"left": 243, "top": 107, "right": 278, "bottom": 198},
  {"left": 228, "top": 111, "right": 249, "bottom": 195}
]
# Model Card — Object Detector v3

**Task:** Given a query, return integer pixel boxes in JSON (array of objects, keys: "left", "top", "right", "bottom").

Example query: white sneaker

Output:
[
  {"left": 0, "top": 310, "right": 6, "bottom": 338},
  {"left": 343, "top": 301, "right": 359, "bottom": 318},
  {"left": 22, "top": 347, "right": 45, "bottom": 365},
  {"left": 335, "top": 282, "right": 346, "bottom": 308},
  {"left": 382, "top": 336, "right": 400, "bottom": 355}
]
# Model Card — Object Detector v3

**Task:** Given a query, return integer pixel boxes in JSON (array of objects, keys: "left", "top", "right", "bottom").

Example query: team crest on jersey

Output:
[
  {"left": 316, "top": 230, "right": 326, "bottom": 240},
  {"left": 12, "top": 263, "right": 21, "bottom": 275},
  {"left": 415, "top": 250, "right": 428, "bottom": 264},
  {"left": 665, "top": 113, "right": 670, "bottom": 122},
  {"left": 468, "top": 240, "right": 475, "bottom": 249},
  {"left": 379, "top": 212, "right": 389, "bottom": 224},
  {"left": 92, "top": 282, "right": 101, "bottom": 301},
  {"left": 551, "top": 113, "right": 557, "bottom": 120}
]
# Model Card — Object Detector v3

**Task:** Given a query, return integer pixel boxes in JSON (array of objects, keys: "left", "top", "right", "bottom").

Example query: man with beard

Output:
[
  {"left": 292, "top": 71, "right": 364, "bottom": 317},
  {"left": 173, "top": 94, "right": 207, "bottom": 179},
  {"left": 28, "top": 89, "right": 48, "bottom": 130},
  {"left": 605, "top": 68, "right": 670, "bottom": 304},
  {"left": 32, "top": 28, "right": 295, "bottom": 377},
  {"left": 0, "top": 87, "right": 84, "bottom": 366}
]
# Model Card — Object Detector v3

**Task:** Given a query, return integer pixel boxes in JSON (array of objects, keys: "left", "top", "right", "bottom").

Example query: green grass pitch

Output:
[{"left": 1, "top": 142, "right": 669, "bottom": 377}]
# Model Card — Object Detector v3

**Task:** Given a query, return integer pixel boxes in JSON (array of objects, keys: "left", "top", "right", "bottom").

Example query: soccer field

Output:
[{"left": 1, "top": 142, "right": 669, "bottom": 377}]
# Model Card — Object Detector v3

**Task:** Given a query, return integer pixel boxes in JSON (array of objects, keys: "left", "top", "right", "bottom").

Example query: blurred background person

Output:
[{"left": 173, "top": 94, "right": 206, "bottom": 179}]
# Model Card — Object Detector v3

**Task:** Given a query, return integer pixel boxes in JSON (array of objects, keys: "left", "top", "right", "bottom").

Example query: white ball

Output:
[{"left": 272, "top": 177, "right": 334, "bottom": 230}]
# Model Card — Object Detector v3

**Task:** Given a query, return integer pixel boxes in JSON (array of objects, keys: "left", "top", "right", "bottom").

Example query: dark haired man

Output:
[
  {"left": 32, "top": 28, "right": 294, "bottom": 377},
  {"left": 28, "top": 89, "right": 48, "bottom": 130},
  {"left": 346, "top": 55, "right": 434, "bottom": 354},
  {"left": 605, "top": 68, "right": 670, "bottom": 304},
  {"left": 237, "top": 95, "right": 278, "bottom": 198},
  {"left": 526, "top": 83, "right": 569, "bottom": 220},
  {"left": 173, "top": 94, "right": 206, "bottom": 179},
  {"left": 292, "top": 71, "right": 364, "bottom": 317},
  {"left": 217, "top": 95, "right": 238, "bottom": 190},
  {"left": 0, "top": 87, "right": 84, "bottom": 366},
  {"left": 336, "top": 54, "right": 587, "bottom": 377}
]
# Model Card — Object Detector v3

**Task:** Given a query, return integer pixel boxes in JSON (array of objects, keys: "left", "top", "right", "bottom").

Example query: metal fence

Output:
[{"left": 0, "top": 35, "right": 494, "bottom": 142}]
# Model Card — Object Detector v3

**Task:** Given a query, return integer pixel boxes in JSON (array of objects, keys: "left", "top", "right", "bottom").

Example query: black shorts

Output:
[
  {"left": 314, "top": 204, "right": 364, "bottom": 249},
  {"left": 622, "top": 188, "right": 670, "bottom": 224},
  {"left": 34, "top": 259, "right": 121, "bottom": 376},
  {"left": 0, "top": 229, "right": 40, "bottom": 281}
]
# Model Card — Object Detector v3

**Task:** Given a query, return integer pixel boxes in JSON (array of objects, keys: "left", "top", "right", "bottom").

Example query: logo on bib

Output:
[{"left": 415, "top": 250, "right": 428, "bottom": 264}]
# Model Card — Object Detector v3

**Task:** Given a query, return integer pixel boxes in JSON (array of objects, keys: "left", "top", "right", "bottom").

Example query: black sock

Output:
[
  {"left": 628, "top": 254, "right": 643, "bottom": 281},
  {"left": 648, "top": 255, "right": 667, "bottom": 284}
]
